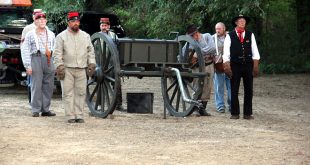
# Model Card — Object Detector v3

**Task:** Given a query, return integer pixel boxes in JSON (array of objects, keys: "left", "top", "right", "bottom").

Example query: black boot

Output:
[{"left": 198, "top": 101, "right": 211, "bottom": 116}]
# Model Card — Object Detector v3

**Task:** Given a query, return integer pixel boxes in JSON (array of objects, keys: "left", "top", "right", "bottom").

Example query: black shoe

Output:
[
  {"left": 230, "top": 115, "right": 240, "bottom": 119},
  {"left": 41, "top": 111, "right": 56, "bottom": 117},
  {"left": 243, "top": 115, "right": 254, "bottom": 120},
  {"left": 68, "top": 119, "right": 76, "bottom": 123},
  {"left": 76, "top": 119, "right": 85, "bottom": 123},
  {"left": 32, "top": 112, "right": 39, "bottom": 117},
  {"left": 199, "top": 108, "right": 211, "bottom": 116}
]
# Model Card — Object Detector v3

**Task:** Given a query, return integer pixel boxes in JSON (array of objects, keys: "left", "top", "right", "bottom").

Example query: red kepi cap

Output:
[
  {"left": 100, "top": 17, "right": 110, "bottom": 25},
  {"left": 34, "top": 13, "right": 46, "bottom": 20},
  {"left": 68, "top": 11, "right": 80, "bottom": 21}
]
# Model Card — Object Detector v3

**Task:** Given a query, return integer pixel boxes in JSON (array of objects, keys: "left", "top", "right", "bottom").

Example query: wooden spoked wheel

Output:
[
  {"left": 161, "top": 35, "right": 206, "bottom": 117},
  {"left": 86, "top": 32, "right": 121, "bottom": 118}
]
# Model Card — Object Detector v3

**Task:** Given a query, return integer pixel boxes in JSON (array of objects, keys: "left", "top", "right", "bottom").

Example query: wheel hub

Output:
[{"left": 95, "top": 66, "right": 104, "bottom": 83}]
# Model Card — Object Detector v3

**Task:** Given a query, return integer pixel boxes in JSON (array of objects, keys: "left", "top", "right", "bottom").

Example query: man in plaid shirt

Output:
[{"left": 21, "top": 12, "right": 56, "bottom": 117}]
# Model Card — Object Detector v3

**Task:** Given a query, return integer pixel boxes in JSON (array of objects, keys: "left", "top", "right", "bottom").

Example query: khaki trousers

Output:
[
  {"left": 63, "top": 68, "right": 86, "bottom": 120},
  {"left": 194, "top": 63, "right": 214, "bottom": 101}
]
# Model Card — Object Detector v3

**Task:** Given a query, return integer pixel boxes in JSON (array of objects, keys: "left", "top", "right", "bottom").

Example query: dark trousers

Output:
[{"left": 230, "top": 62, "right": 253, "bottom": 116}]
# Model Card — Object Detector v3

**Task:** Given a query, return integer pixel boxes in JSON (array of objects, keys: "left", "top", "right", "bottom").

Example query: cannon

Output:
[{"left": 86, "top": 32, "right": 208, "bottom": 118}]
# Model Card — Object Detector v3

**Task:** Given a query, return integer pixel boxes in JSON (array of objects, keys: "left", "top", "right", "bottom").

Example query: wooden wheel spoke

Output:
[
  {"left": 102, "top": 42, "right": 107, "bottom": 66},
  {"left": 104, "top": 52, "right": 112, "bottom": 70},
  {"left": 89, "top": 83, "right": 99, "bottom": 102},
  {"left": 167, "top": 79, "right": 177, "bottom": 93},
  {"left": 94, "top": 39, "right": 103, "bottom": 66},
  {"left": 175, "top": 90, "right": 181, "bottom": 112},
  {"left": 169, "top": 84, "right": 178, "bottom": 105},
  {"left": 104, "top": 65, "right": 114, "bottom": 74},
  {"left": 103, "top": 81, "right": 112, "bottom": 107},
  {"left": 95, "top": 84, "right": 101, "bottom": 110},
  {"left": 87, "top": 79, "right": 96, "bottom": 86},
  {"left": 100, "top": 83, "right": 106, "bottom": 111},
  {"left": 103, "top": 75, "right": 115, "bottom": 83}
]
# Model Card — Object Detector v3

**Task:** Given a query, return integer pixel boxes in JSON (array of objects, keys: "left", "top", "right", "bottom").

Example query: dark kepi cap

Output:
[
  {"left": 186, "top": 24, "right": 199, "bottom": 36},
  {"left": 68, "top": 11, "right": 80, "bottom": 21},
  {"left": 100, "top": 18, "right": 110, "bottom": 24},
  {"left": 34, "top": 12, "right": 46, "bottom": 20},
  {"left": 232, "top": 14, "right": 250, "bottom": 27}
]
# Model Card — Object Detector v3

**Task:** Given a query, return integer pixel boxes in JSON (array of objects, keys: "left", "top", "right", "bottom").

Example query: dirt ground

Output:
[{"left": 0, "top": 74, "right": 309, "bottom": 165}]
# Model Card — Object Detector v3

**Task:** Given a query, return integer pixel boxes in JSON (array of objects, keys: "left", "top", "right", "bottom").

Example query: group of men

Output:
[
  {"left": 21, "top": 9, "right": 260, "bottom": 123},
  {"left": 21, "top": 10, "right": 119, "bottom": 123},
  {"left": 186, "top": 15, "right": 260, "bottom": 120}
]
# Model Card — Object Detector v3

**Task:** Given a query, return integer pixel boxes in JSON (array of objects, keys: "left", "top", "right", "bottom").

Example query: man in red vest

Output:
[{"left": 223, "top": 15, "right": 260, "bottom": 120}]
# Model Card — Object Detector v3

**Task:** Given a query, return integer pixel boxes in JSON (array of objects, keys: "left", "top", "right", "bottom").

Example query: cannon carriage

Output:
[{"left": 86, "top": 32, "right": 208, "bottom": 118}]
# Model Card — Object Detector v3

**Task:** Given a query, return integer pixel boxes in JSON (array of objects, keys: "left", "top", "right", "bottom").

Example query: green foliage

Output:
[
  {"left": 31, "top": 0, "right": 309, "bottom": 74},
  {"left": 111, "top": 0, "right": 267, "bottom": 38}
]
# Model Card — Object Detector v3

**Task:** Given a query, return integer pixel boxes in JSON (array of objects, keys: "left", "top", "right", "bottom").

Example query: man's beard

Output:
[{"left": 70, "top": 25, "right": 79, "bottom": 32}]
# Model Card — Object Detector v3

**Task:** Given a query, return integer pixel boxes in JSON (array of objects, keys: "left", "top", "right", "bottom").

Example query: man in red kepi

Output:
[
  {"left": 98, "top": 17, "right": 125, "bottom": 111},
  {"left": 53, "top": 12, "right": 96, "bottom": 123},
  {"left": 223, "top": 15, "right": 260, "bottom": 120},
  {"left": 99, "top": 17, "right": 117, "bottom": 39}
]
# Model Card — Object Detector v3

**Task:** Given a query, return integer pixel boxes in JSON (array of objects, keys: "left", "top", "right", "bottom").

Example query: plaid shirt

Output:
[{"left": 21, "top": 27, "right": 55, "bottom": 69}]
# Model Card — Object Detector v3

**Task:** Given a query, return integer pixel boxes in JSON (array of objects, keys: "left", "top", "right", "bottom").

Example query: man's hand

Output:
[
  {"left": 223, "top": 62, "right": 232, "bottom": 79},
  {"left": 26, "top": 68, "right": 32, "bottom": 75},
  {"left": 56, "top": 65, "right": 65, "bottom": 80},
  {"left": 253, "top": 60, "right": 259, "bottom": 77},
  {"left": 87, "top": 63, "right": 96, "bottom": 77}
]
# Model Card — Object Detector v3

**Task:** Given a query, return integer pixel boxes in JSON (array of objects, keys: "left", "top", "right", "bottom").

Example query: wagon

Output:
[{"left": 86, "top": 32, "right": 209, "bottom": 118}]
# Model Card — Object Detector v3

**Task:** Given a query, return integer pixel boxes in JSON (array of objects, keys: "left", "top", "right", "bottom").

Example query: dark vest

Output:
[{"left": 229, "top": 30, "right": 253, "bottom": 63}]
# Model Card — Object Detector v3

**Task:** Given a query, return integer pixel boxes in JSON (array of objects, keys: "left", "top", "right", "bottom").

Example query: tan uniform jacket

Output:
[{"left": 53, "top": 28, "right": 95, "bottom": 68}]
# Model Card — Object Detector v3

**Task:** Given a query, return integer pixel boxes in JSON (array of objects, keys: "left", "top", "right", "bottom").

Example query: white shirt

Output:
[{"left": 223, "top": 30, "right": 260, "bottom": 63}]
